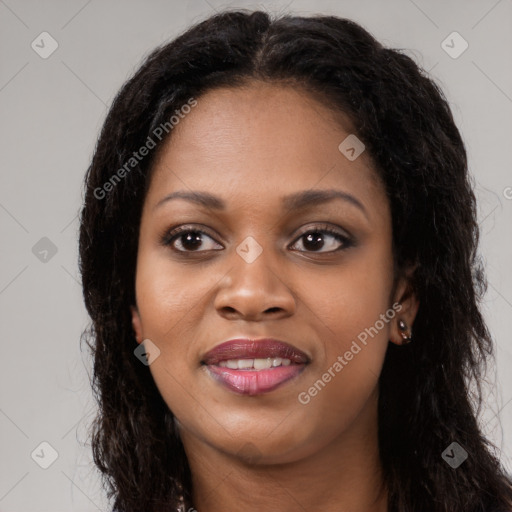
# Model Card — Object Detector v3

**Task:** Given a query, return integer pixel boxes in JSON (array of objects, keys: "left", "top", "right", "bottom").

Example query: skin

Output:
[{"left": 131, "top": 81, "right": 419, "bottom": 512}]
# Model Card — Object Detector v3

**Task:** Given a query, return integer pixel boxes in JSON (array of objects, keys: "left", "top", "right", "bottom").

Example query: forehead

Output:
[{"left": 145, "top": 82, "right": 386, "bottom": 218}]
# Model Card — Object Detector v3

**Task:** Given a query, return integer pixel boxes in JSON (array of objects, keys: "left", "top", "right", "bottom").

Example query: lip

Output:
[
  {"left": 202, "top": 338, "right": 310, "bottom": 365},
  {"left": 201, "top": 338, "right": 310, "bottom": 396}
]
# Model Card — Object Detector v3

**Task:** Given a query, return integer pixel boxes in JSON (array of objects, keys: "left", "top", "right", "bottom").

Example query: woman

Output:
[{"left": 78, "top": 9, "right": 512, "bottom": 512}]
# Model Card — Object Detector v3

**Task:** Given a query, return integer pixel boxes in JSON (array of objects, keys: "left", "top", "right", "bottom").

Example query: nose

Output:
[{"left": 214, "top": 247, "right": 296, "bottom": 322}]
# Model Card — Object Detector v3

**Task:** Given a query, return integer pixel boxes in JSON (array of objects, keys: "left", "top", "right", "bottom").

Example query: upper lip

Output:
[{"left": 202, "top": 338, "right": 310, "bottom": 366}]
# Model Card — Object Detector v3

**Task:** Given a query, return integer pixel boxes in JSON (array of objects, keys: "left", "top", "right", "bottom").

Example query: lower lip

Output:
[{"left": 205, "top": 364, "right": 306, "bottom": 395}]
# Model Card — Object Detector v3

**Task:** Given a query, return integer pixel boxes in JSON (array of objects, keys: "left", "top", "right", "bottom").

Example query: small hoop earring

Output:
[{"left": 398, "top": 319, "right": 412, "bottom": 344}]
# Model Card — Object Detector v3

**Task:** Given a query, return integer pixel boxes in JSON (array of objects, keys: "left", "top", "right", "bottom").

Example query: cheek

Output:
[
  {"left": 134, "top": 250, "right": 216, "bottom": 340},
  {"left": 301, "top": 243, "right": 394, "bottom": 352},
  {"left": 133, "top": 255, "right": 209, "bottom": 388},
  {"left": 293, "top": 248, "right": 393, "bottom": 426}
]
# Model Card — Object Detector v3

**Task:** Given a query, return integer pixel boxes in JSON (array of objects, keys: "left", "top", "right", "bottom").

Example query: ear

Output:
[
  {"left": 389, "top": 265, "right": 420, "bottom": 346},
  {"left": 130, "top": 305, "right": 143, "bottom": 344}
]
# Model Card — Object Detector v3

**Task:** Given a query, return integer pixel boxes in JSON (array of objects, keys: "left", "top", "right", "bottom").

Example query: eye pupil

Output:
[
  {"left": 304, "top": 232, "right": 324, "bottom": 251},
  {"left": 181, "top": 231, "right": 203, "bottom": 251}
]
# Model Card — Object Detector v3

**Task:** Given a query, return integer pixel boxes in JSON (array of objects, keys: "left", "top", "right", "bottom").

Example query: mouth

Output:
[{"left": 201, "top": 338, "right": 310, "bottom": 396}]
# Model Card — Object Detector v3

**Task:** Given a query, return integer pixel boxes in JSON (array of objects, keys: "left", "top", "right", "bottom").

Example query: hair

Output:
[{"left": 78, "top": 9, "right": 512, "bottom": 512}]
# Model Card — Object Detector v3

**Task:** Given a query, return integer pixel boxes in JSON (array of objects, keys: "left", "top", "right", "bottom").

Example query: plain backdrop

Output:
[{"left": 1, "top": 0, "right": 511, "bottom": 510}]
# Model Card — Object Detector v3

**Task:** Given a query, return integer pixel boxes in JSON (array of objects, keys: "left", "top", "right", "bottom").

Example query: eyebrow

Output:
[{"left": 154, "top": 189, "right": 368, "bottom": 218}]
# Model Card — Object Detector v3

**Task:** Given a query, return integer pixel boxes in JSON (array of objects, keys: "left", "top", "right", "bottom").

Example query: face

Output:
[{"left": 131, "top": 82, "right": 418, "bottom": 465}]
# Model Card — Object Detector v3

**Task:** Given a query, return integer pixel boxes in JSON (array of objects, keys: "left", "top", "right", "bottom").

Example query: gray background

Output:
[{"left": 1, "top": 0, "right": 511, "bottom": 510}]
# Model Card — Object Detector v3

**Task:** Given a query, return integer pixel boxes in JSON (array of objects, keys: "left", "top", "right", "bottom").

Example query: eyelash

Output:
[{"left": 160, "top": 223, "right": 354, "bottom": 255}]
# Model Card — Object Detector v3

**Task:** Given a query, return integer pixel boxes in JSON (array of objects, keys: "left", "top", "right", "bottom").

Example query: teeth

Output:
[
  {"left": 254, "top": 358, "right": 273, "bottom": 370},
  {"left": 218, "top": 358, "right": 292, "bottom": 369}
]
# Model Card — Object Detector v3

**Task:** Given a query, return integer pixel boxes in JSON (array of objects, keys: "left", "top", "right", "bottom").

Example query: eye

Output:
[
  {"left": 289, "top": 225, "right": 353, "bottom": 253},
  {"left": 161, "top": 225, "right": 223, "bottom": 253},
  {"left": 161, "top": 223, "right": 353, "bottom": 255}
]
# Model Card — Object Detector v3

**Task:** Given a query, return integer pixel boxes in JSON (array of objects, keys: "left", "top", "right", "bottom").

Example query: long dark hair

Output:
[{"left": 78, "top": 9, "right": 512, "bottom": 512}]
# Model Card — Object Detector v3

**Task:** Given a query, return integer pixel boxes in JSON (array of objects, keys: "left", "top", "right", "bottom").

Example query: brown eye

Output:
[
  {"left": 162, "top": 226, "right": 223, "bottom": 252},
  {"left": 290, "top": 227, "right": 353, "bottom": 253}
]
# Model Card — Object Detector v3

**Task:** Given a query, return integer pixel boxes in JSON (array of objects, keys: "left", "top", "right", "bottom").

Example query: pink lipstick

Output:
[{"left": 202, "top": 338, "right": 309, "bottom": 396}]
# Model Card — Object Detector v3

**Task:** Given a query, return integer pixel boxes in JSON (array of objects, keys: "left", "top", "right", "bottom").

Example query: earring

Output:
[{"left": 398, "top": 319, "right": 412, "bottom": 344}]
